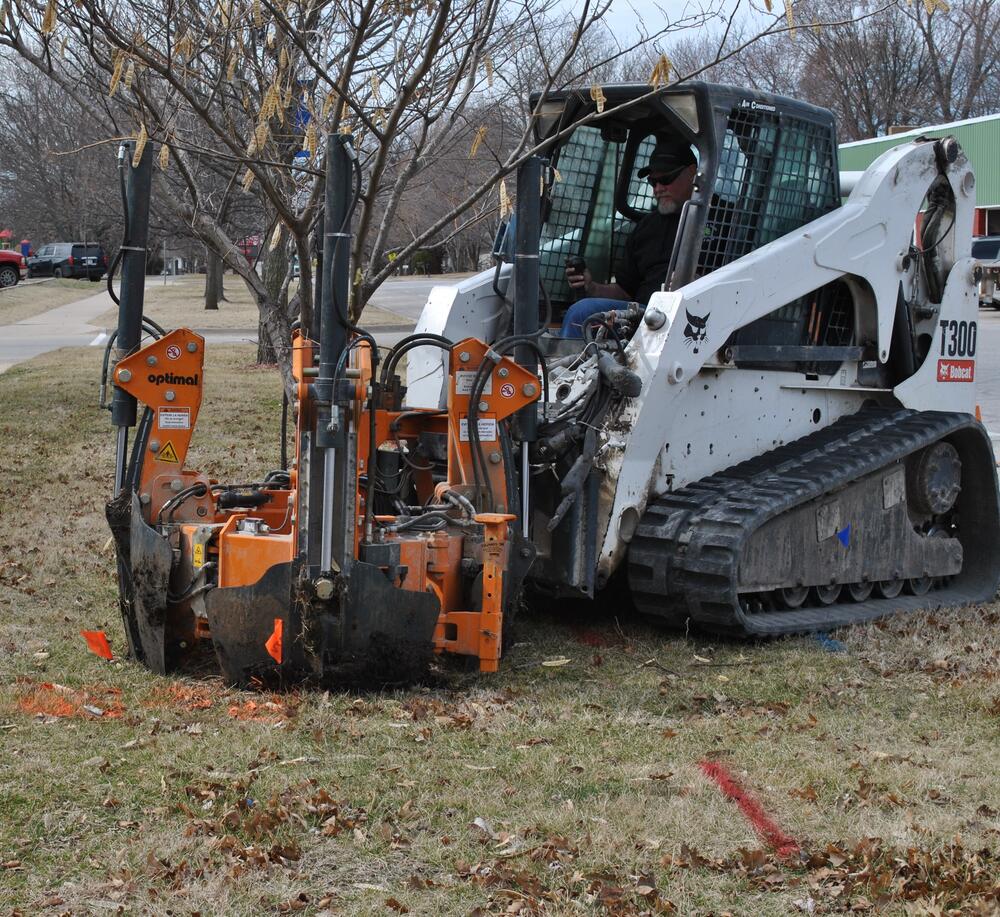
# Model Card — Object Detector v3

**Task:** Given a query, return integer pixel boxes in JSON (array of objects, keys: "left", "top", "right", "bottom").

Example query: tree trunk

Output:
[
  {"left": 204, "top": 247, "right": 225, "bottom": 311},
  {"left": 254, "top": 295, "right": 295, "bottom": 395},
  {"left": 257, "top": 232, "right": 289, "bottom": 364}
]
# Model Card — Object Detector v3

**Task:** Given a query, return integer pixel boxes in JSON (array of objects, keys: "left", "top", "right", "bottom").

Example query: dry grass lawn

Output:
[
  {"left": 1, "top": 346, "right": 999, "bottom": 915},
  {"left": 0, "top": 279, "right": 105, "bottom": 326},
  {"left": 95, "top": 274, "right": 409, "bottom": 330}
]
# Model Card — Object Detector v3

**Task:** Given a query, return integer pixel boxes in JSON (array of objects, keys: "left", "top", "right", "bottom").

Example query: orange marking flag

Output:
[
  {"left": 81, "top": 630, "right": 113, "bottom": 660},
  {"left": 265, "top": 618, "right": 283, "bottom": 664}
]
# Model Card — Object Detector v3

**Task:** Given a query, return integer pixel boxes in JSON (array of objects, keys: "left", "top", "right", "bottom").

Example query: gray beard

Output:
[{"left": 657, "top": 199, "right": 679, "bottom": 216}]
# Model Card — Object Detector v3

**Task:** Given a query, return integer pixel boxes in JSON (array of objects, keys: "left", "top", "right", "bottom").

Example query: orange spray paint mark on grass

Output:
[
  {"left": 144, "top": 683, "right": 216, "bottom": 712},
  {"left": 226, "top": 697, "right": 296, "bottom": 722},
  {"left": 14, "top": 679, "right": 125, "bottom": 719}
]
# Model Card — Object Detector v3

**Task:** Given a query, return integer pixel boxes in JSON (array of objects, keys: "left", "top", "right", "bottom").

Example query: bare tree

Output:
[
  {"left": 3, "top": 0, "right": 835, "bottom": 390},
  {"left": 0, "top": 58, "right": 121, "bottom": 247},
  {"left": 669, "top": 0, "right": 1000, "bottom": 142},
  {"left": 903, "top": 0, "right": 1000, "bottom": 123},
  {"left": 797, "top": 0, "right": 930, "bottom": 141}
]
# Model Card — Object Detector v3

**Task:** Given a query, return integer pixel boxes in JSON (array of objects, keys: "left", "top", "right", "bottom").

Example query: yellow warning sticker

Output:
[
  {"left": 157, "top": 441, "right": 180, "bottom": 463},
  {"left": 193, "top": 543, "right": 204, "bottom": 568}
]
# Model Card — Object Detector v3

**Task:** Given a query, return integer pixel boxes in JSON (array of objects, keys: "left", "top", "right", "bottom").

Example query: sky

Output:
[{"left": 591, "top": 0, "right": 759, "bottom": 47}]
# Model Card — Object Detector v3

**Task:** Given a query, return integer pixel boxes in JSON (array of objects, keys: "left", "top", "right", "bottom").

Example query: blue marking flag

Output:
[
  {"left": 814, "top": 632, "right": 846, "bottom": 653},
  {"left": 836, "top": 524, "right": 851, "bottom": 548}
]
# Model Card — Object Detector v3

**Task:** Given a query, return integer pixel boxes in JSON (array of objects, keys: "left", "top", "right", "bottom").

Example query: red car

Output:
[{"left": 0, "top": 250, "right": 27, "bottom": 287}]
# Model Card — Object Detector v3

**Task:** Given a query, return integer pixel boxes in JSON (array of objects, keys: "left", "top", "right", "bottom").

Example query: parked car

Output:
[
  {"left": 973, "top": 236, "right": 1000, "bottom": 309},
  {"left": 0, "top": 249, "right": 27, "bottom": 287},
  {"left": 27, "top": 242, "right": 108, "bottom": 281}
]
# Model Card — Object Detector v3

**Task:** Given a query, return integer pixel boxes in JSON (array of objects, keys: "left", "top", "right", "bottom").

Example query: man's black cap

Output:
[{"left": 637, "top": 143, "right": 696, "bottom": 179}]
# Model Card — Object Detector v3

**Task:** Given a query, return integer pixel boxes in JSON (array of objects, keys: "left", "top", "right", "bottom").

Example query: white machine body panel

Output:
[{"left": 406, "top": 266, "right": 509, "bottom": 409}]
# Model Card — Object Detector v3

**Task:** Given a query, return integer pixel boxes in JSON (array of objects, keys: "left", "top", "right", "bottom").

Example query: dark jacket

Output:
[{"left": 615, "top": 210, "right": 681, "bottom": 303}]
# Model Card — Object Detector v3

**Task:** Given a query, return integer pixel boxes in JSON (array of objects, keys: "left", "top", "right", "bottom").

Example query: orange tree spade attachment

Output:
[{"left": 104, "top": 138, "right": 547, "bottom": 685}]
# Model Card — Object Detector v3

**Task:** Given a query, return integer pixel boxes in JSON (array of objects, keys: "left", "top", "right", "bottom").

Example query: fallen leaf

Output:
[{"left": 471, "top": 817, "right": 496, "bottom": 839}]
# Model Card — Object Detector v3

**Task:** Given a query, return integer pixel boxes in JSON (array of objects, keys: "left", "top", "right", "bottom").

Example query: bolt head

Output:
[
  {"left": 644, "top": 307, "right": 666, "bottom": 330},
  {"left": 171, "top": 479, "right": 183, "bottom": 492},
  {"left": 522, "top": 383, "right": 537, "bottom": 397},
  {"left": 140, "top": 492, "right": 151, "bottom": 505},
  {"left": 149, "top": 440, "right": 160, "bottom": 452},
  {"left": 165, "top": 390, "right": 176, "bottom": 402},
  {"left": 186, "top": 341, "right": 198, "bottom": 353},
  {"left": 498, "top": 367, "right": 509, "bottom": 378},
  {"left": 117, "top": 368, "right": 132, "bottom": 382},
  {"left": 147, "top": 355, "right": 158, "bottom": 366},
  {"left": 459, "top": 351, "right": 470, "bottom": 363},
  {"left": 315, "top": 577, "right": 335, "bottom": 600},
  {"left": 478, "top": 400, "right": 489, "bottom": 412},
  {"left": 488, "top": 452, "right": 502, "bottom": 464}
]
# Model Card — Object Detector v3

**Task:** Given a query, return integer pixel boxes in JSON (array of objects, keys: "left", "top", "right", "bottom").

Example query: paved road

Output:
[
  {"left": 365, "top": 274, "right": 472, "bottom": 323},
  {"left": 974, "top": 306, "right": 1000, "bottom": 433}
]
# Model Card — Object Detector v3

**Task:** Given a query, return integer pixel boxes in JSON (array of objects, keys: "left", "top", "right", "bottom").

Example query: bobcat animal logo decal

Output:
[{"left": 683, "top": 310, "right": 710, "bottom": 353}]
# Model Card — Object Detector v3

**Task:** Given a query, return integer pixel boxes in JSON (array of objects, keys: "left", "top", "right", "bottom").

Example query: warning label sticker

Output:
[
  {"left": 459, "top": 417, "right": 497, "bottom": 442},
  {"left": 158, "top": 407, "right": 191, "bottom": 429},
  {"left": 192, "top": 543, "right": 205, "bottom": 568},
  {"left": 936, "top": 359, "right": 975, "bottom": 382},
  {"left": 455, "top": 371, "right": 491, "bottom": 396},
  {"left": 157, "top": 441, "right": 180, "bottom": 463}
]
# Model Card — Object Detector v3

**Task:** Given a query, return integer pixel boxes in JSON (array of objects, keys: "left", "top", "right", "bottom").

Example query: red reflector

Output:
[{"left": 67, "top": 255, "right": 74, "bottom": 266}]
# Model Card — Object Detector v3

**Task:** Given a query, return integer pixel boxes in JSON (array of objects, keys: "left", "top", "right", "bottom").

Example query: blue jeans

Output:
[{"left": 560, "top": 298, "right": 630, "bottom": 338}]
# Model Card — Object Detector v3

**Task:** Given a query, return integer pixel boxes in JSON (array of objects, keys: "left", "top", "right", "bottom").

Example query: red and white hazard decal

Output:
[
  {"left": 499, "top": 382, "right": 515, "bottom": 398},
  {"left": 165, "top": 344, "right": 182, "bottom": 360},
  {"left": 936, "top": 359, "right": 975, "bottom": 382}
]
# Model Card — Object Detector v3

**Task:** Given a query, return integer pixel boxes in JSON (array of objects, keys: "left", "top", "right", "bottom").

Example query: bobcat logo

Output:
[{"left": 683, "top": 310, "right": 710, "bottom": 353}]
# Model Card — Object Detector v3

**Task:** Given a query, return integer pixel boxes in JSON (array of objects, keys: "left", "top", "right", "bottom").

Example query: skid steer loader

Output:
[{"left": 105, "top": 81, "right": 1000, "bottom": 686}]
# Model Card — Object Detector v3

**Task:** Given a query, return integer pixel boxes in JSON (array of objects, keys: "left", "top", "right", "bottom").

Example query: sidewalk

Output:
[{"left": 0, "top": 278, "right": 172, "bottom": 374}]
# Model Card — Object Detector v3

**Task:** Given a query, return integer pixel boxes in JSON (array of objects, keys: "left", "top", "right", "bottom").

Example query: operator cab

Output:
[{"left": 513, "top": 82, "right": 847, "bottom": 365}]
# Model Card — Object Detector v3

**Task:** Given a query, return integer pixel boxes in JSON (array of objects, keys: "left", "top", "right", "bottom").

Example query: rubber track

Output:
[{"left": 628, "top": 408, "right": 1000, "bottom": 637}]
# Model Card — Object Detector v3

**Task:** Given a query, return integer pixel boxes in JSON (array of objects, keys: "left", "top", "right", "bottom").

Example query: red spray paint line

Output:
[{"left": 698, "top": 759, "right": 800, "bottom": 859}]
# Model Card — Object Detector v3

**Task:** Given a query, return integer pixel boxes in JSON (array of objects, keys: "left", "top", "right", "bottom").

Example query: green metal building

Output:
[{"left": 839, "top": 113, "right": 1000, "bottom": 236}]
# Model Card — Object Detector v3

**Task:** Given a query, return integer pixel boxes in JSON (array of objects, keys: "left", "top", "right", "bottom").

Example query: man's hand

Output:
[{"left": 565, "top": 260, "right": 592, "bottom": 296}]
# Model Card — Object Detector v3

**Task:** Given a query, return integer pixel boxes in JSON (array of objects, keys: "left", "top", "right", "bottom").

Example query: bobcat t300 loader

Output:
[{"left": 106, "top": 82, "right": 1000, "bottom": 685}]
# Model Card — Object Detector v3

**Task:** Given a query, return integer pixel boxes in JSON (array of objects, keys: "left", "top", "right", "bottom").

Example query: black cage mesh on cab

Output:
[
  {"left": 699, "top": 103, "right": 839, "bottom": 276},
  {"left": 538, "top": 129, "right": 659, "bottom": 309}
]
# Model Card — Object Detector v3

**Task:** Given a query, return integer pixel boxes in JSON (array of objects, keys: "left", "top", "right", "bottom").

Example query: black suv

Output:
[{"left": 27, "top": 242, "right": 108, "bottom": 281}]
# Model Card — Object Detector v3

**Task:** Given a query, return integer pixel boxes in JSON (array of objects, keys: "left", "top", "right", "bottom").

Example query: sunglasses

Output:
[
  {"left": 646, "top": 166, "right": 688, "bottom": 187},
  {"left": 646, "top": 167, "right": 688, "bottom": 187}
]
